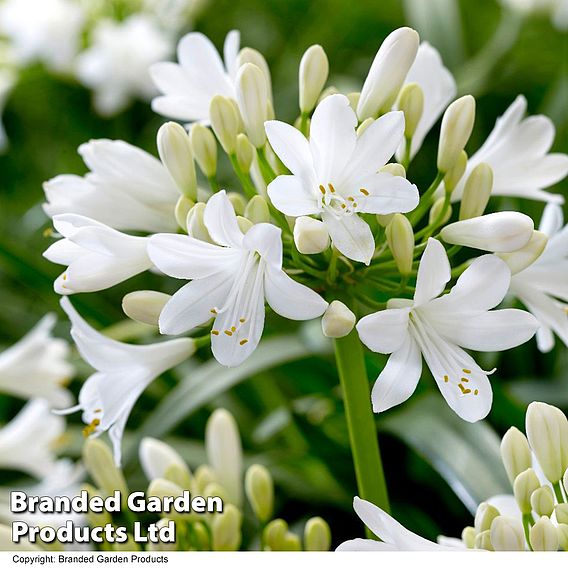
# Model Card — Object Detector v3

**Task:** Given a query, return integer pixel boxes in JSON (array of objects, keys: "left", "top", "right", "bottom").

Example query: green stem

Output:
[
  {"left": 257, "top": 146, "right": 277, "bottom": 185},
  {"left": 229, "top": 154, "right": 257, "bottom": 199},
  {"left": 401, "top": 136, "right": 412, "bottom": 170},
  {"left": 553, "top": 481, "right": 566, "bottom": 503},
  {"left": 334, "top": 330, "right": 390, "bottom": 538},
  {"left": 299, "top": 112, "right": 310, "bottom": 137},
  {"left": 409, "top": 170, "right": 445, "bottom": 227},
  {"left": 208, "top": 175, "right": 219, "bottom": 193},
  {"left": 522, "top": 513, "right": 534, "bottom": 551}
]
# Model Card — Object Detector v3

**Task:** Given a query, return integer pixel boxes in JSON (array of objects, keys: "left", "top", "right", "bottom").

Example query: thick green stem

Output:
[
  {"left": 334, "top": 330, "right": 390, "bottom": 537},
  {"left": 553, "top": 481, "right": 566, "bottom": 503},
  {"left": 409, "top": 170, "right": 445, "bottom": 227}
]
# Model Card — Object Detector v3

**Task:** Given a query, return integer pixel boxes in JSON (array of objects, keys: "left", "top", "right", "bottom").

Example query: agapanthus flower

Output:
[
  {"left": 148, "top": 191, "right": 328, "bottom": 367},
  {"left": 356, "top": 238, "right": 539, "bottom": 421},
  {"left": 57, "top": 298, "right": 195, "bottom": 465},
  {"left": 266, "top": 94, "right": 419, "bottom": 264},
  {"left": 0, "top": 314, "right": 73, "bottom": 407}
]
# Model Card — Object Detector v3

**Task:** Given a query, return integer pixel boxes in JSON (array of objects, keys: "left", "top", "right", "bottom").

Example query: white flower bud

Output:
[
  {"left": 443, "top": 150, "right": 467, "bottom": 193},
  {"left": 293, "top": 216, "right": 330, "bottom": 254},
  {"left": 211, "top": 504, "right": 242, "bottom": 551},
  {"left": 357, "top": 27, "right": 420, "bottom": 120},
  {"left": 437, "top": 95, "right": 476, "bottom": 173},
  {"left": 139, "top": 437, "right": 191, "bottom": 483},
  {"left": 321, "top": 300, "right": 356, "bottom": 339},
  {"left": 376, "top": 213, "right": 395, "bottom": 227},
  {"left": 203, "top": 481, "right": 230, "bottom": 504},
  {"left": 497, "top": 231, "right": 548, "bottom": 275},
  {"left": 174, "top": 195, "right": 195, "bottom": 229},
  {"left": 236, "top": 63, "right": 268, "bottom": 148},
  {"left": 513, "top": 468, "right": 540, "bottom": 514},
  {"left": 186, "top": 202, "right": 213, "bottom": 243},
  {"left": 227, "top": 192, "right": 247, "bottom": 215},
  {"left": 429, "top": 196, "right": 452, "bottom": 226},
  {"left": 490, "top": 516, "right": 525, "bottom": 551},
  {"left": 346, "top": 92, "right": 360, "bottom": 112},
  {"left": 530, "top": 516, "right": 559, "bottom": 551},
  {"left": 440, "top": 211, "right": 534, "bottom": 252},
  {"left": 526, "top": 401, "right": 568, "bottom": 484},
  {"left": 157, "top": 122, "right": 197, "bottom": 200},
  {"left": 459, "top": 163, "right": 493, "bottom": 220},
  {"left": 474, "top": 502, "right": 500, "bottom": 533},
  {"left": 210, "top": 95, "right": 240, "bottom": 154},
  {"left": 304, "top": 517, "right": 331, "bottom": 551},
  {"left": 379, "top": 163, "right": 406, "bottom": 177},
  {"left": 386, "top": 213, "right": 414, "bottom": 276},
  {"left": 299, "top": 45, "right": 329, "bottom": 114},
  {"left": 236, "top": 133, "right": 255, "bottom": 174},
  {"left": 318, "top": 86, "right": 339, "bottom": 104},
  {"left": 474, "top": 529, "right": 494, "bottom": 551},
  {"left": 238, "top": 47, "right": 273, "bottom": 104},
  {"left": 122, "top": 290, "right": 172, "bottom": 327},
  {"left": 83, "top": 438, "right": 128, "bottom": 498},
  {"left": 205, "top": 409, "right": 243, "bottom": 506},
  {"left": 191, "top": 124, "right": 217, "bottom": 178},
  {"left": 237, "top": 215, "right": 253, "bottom": 234},
  {"left": 557, "top": 503, "right": 568, "bottom": 524},
  {"left": 245, "top": 464, "right": 274, "bottom": 522},
  {"left": 461, "top": 526, "right": 476, "bottom": 548},
  {"left": 531, "top": 486, "right": 555, "bottom": 517},
  {"left": 500, "top": 426, "right": 532, "bottom": 485},
  {"left": 263, "top": 519, "right": 288, "bottom": 551},
  {"left": 558, "top": 524, "right": 568, "bottom": 551},
  {"left": 356, "top": 117, "right": 374, "bottom": 136},
  {"left": 397, "top": 82, "right": 424, "bottom": 139},
  {"left": 192, "top": 465, "right": 217, "bottom": 495},
  {"left": 245, "top": 195, "right": 270, "bottom": 224}
]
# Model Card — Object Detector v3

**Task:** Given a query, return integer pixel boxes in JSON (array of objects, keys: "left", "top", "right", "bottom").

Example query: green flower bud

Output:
[
  {"left": 461, "top": 526, "right": 476, "bottom": 548},
  {"left": 236, "top": 63, "right": 268, "bottom": 148},
  {"left": 500, "top": 426, "right": 533, "bottom": 485},
  {"left": 443, "top": 150, "right": 467, "bottom": 193},
  {"left": 191, "top": 124, "right": 217, "bottom": 178},
  {"left": 186, "top": 202, "right": 213, "bottom": 243},
  {"left": 356, "top": 117, "right": 374, "bottom": 137},
  {"left": 376, "top": 213, "right": 395, "bottom": 227},
  {"left": 346, "top": 92, "right": 360, "bottom": 112},
  {"left": 490, "top": 516, "right": 525, "bottom": 551},
  {"left": 139, "top": 437, "right": 192, "bottom": 483},
  {"left": 192, "top": 465, "right": 217, "bottom": 495},
  {"left": 385, "top": 213, "right": 414, "bottom": 276},
  {"left": 237, "top": 216, "right": 253, "bottom": 234},
  {"left": 474, "top": 502, "right": 500, "bottom": 534},
  {"left": 321, "top": 300, "right": 356, "bottom": 339},
  {"left": 236, "top": 133, "right": 255, "bottom": 174},
  {"left": 318, "top": 86, "right": 339, "bottom": 104},
  {"left": 379, "top": 163, "right": 406, "bottom": 177},
  {"left": 429, "top": 196, "right": 452, "bottom": 226},
  {"left": 263, "top": 519, "right": 288, "bottom": 551},
  {"left": 293, "top": 216, "right": 330, "bottom": 254},
  {"left": 147, "top": 478, "right": 185, "bottom": 521},
  {"left": 238, "top": 47, "right": 273, "bottom": 105},
  {"left": 530, "top": 516, "right": 559, "bottom": 551},
  {"left": 397, "top": 82, "right": 424, "bottom": 139},
  {"left": 245, "top": 464, "right": 274, "bottom": 523},
  {"left": 555, "top": 503, "right": 568, "bottom": 524},
  {"left": 210, "top": 95, "right": 240, "bottom": 154},
  {"left": 212, "top": 504, "right": 242, "bottom": 551},
  {"left": 557, "top": 523, "right": 568, "bottom": 551},
  {"left": 191, "top": 521, "right": 210, "bottom": 551},
  {"left": 459, "top": 162, "right": 493, "bottom": 220},
  {"left": 82, "top": 438, "right": 128, "bottom": 499},
  {"left": 299, "top": 45, "right": 329, "bottom": 114},
  {"left": 122, "top": 291, "right": 171, "bottom": 327},
  {"left": 245, "top": 195, "right": 270, "bottom": 224},
  {"left": 530, "top": 486, "right": 555, "bottom": 517},
  {"left": 281, "top": 532, "right": 302, "bottom": 551},
  {"left": 474, "top": 529, "right": 494, "bottom": 551},
  {"left": 164, "top": 462, "right": 193, "bottom": 490},
  {"left": 82, "top": 483, "right": 112, "bottom": 528},
  {"left": 227, "top": 192, "right": 247, "bottom": 215},
  {"left": 513, "top": 468, "right": 540, "bottom": 514},
  {"left": 174, "top": 195, "right": 195, "bottom": 230},
  {"left": 304, "top": 517, "right": 331, "bottom": 551},
  {"left": 203, "top": 482, "right": 230, "bottom": 504}
]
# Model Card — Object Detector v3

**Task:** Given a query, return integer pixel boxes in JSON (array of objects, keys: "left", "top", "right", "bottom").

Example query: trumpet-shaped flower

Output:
[
  {"left": 0, "top": 399, "right": 64, "bottom": 478},
  {"left": 43, "top": 139, "right": 180, "bottom": 233},
  {"left": 266, "top": 94, "right": 419, "bottom": 264},
  {"left": 150, "top": 30, "right": 240, "bottom": 123},
  {"left": 356, "top": 238, "right": 538, "bottom": 421},
  {"left": 509, "top": 203, "right": 568, "bottom": 352},
  {"left": 0, "top": 314, "right": 73, "bottom": 407},
  {"left": 148, "top": 191, "right": 328, "bottom": 367},
  {"left": 57, "top": 298, "right": 195, "bottom": 465},
  {"left": 44, "top": 215, "right": 152, "bottom": 295},
  {"left": 450, "top": 96, "right": 568, "bottom": 204}
]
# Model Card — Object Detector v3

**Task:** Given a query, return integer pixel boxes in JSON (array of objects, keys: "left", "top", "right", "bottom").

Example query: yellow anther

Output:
[
  {"left": 239, "top": 339, "right": 249, "bottom": 346},
  {"left": 458, "top": 383, "right": 471, "bottom": 395},
  {"left": 462, "top": 369, "right": 471, "bottom": 374},
  {"left": 340, "top": 203, "right": 346, "bottom": 209},
  {"left": 347, "top": 197, "right": 354, "bottom": 202},
  {"left": 239, "top": 318, "right": 246, "bottom": 323},
  {"left": 474, "top": 389, "right": 479, "bottom": 396},
  {"left": 352, "top": 202, "right": 358, "bottom": 208},
  {"left": 94, "top": 408, "right": 102, "bottom": 413},
  {"left": 319, "top": 184, "right": 326, "bottom": 194},
  {"left": 231, "top": 326, "right": 236, "bottom": 332},
  {"left": 328, "top": 183, "right": 336, "bottom": 193},
  {"left": 461, "top": 377, "right": 469, "bottom": 383},
  {"left": 359, "top": 188, "right": 369, "bottom": 196},
  {"left": 62, "top": 274, "right": 67, "bottom": 281},
  {"left": 210, "top": 308, "right": 218, "bottom": 314},
  {"left": 443, "top": 375, "right": 449, "bottom": 383},
  {"left": 43, "top": 227, "right": 53, "bottom": 238},
  {"left": 224, "top": 330, "right": 233, "bottom": 336},
  {"left": 211, "top": 330, "right": 220, "bottom": 336},
  {"left": 82, "top": 418, "right": 100, "bottom": 438}
]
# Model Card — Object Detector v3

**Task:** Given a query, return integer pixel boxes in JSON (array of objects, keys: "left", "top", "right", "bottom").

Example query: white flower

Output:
[
  {"left": 148, "top": 191, "right": 328, "bottom": 367},
  {"left": 140, "top": 437, "right": 188, "bottom": 481},
  {"left": 0, "top": 399, "right": 64, "bottom": 478},
  {"left": 500, "top": 0, "right": 568, "bottom": 30},
  {"left": 395, "top": 42, "right": 457, "bottom": 161},
  {"left": 0, "top": 314, "right": 73, "bottom": 407},
  {"left": 75, "top": 14, "right": 172, "bottom": 116},
  {"left": 57, "top": 298, "right": 195, "bottom": 465},
  {"left": 356, "top": 238, "right": 539, "bottom": 422},
  {"left": 450, "top": 96, "right": 568, "bottom": 204},
  {"left": 266, "top": 94, "right": 419, "bottom": 264},
  {"left": 150, "top": 30, "right": 240, "bottom": 123},
  {"left": 43, "top": 214, "right": 152, "bottom": 295},
  {"left": 510, "top": 203, "right": 568, "bottom": 352},
  {"left": 0, "top": 0, "right": 85, "bottom": 72},
  {"left": 43, "top": 139, "right": 180, "bottom": 233},
  {"left": 337, "top": 497, "right": 453, "bottom": 551},
  {"left": 0, "top": 68, "right": 17, "bottom": 152}
]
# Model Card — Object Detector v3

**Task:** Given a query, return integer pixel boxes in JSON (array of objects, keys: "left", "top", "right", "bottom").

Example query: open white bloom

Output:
[
  {"left": 148, "top": 191, "right": 328, "bottom": 367},
  {"left": 0, "top": 0, "right": 85, "bottom": 72},
  {"left": 0, "top": 399, "right": 64, "bottom": 478},
  {"left": 266, "top": 94, "right": 419, "bottom": 264},
  {"left": 395, "top": 42, "right": 456, "bottom": 161},
  {"left": 357, "top": 238, "right": 538, "bottom": 421},
  {"left": 43, "top": 139, "right": 180, "bottom": 233},
  {"left": 450, "top": 96, "right": 568, "bottom": 203},
  {"left": 337, "top": 497, "right": 453, "bottom": 551},
  {"left": 510, "top": 204, "right": 568, "bottom": 352},
  {"left": 0, "top": 68, "right": 16, "bottom": 152},
  {"left": 75, "top": 14, "right": 172, "bottom": 116},
  {"left": 57, "top": 298, "right": 195, "bottom": 465},
  {"left": 151, "top": 30, "right": 240, "bottom": 123},
  {"left": 0, "top": 314, "right": 73, "bottom": 407},
  {"left": 44, "top": 214, "right": 152, "bottom": 295}
]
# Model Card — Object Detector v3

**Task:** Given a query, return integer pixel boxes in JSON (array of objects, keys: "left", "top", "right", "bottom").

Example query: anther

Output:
[
  {"left": 474, "top": 389, "right": 479, "bottom": 395},
  {"left": 231, "top": 326, "right": 236, "bottom": 332},
  {"left": 461, "top": 377, "right": 469, "bottom": 383},
  {"left": 210, "top": 308, "right": 218, "bottom": 314},
  {"left": 359, "top": 188, "right": 369, "bottom": 196},
  {"left": 328, "top": 183, "right": 336, "bottom": 193},
  {"left": 224, "top": 330, "right": 233, "bottom": 336},
  {"left": 319, "top": 184, "right": 326, "bottom": 194},
  {"left": 462, "top": 369, "right": 471, "bottom": 374},
  {"left": 239, "top": 339, "right": 249, "bottom": 346},
  {"left": 239, "top": 318, "right": 246, "bottom": 323},
  {"left": 443, "top": 375, "right": 449, "bottom": 383},
  {"left": 211, "top": 330, "right": 220, "bottom": 336}
]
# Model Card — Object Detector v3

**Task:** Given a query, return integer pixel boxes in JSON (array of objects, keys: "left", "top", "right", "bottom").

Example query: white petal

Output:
[
  {"left": 353, "top": 172, "right": 419, "bottom": 215},
  {"left": 321, "top": 211, "right": 375, "bottom": 265},
  {"left": 413, "top": 238, "right": 450, "bottom": 306},
  {"left": 356, "top": 308, "right": 411, "bottom": 354},
  {"left": 223, "top": 30, "right": 240, "bottom": 81},
  {"left": 267, "top": 175, "right": 320, "bottom": 217},
  {"left": 336, "top": 539, "right": 395, "bottom": 551},
  {"left": 539, "top": 202, "right": 564, "bottom": 237},
  {"left": 140, "top": 438, "right": 189, "bottom": 481},
  {"left": 242, "top": 223, "right": 283, "bottom": 268},
  {"left": 203, "top": 190, "right": 244, "bottom": 248}
]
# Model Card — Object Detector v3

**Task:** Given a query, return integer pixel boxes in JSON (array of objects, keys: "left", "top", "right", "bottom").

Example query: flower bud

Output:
[
  {"left": 191, "top": 124, "right": 217, "bottom": 178},
  {"left": 321, "top": 300, "right": 356, "bottom": 339},
  {"left": 293, "top": 216, "right": 330, "bottom": 254},
  {"left": 379, "top": 163, "right": 406, "bottom": 178},
  {"left": 245, "top": 195, "right": 270, "bottom": 224},
  {"left": 513, "top": 468, "right": 540, "bottom": 514},
  {"left": 122, "top": 291, "right": 172, "bottom": 327},
  {"left": 227, "top": 192, "right": 247, "bottom": 215},
  {"left": 526, "top": 402, "right": 568, "bottom": 484},
  {"left": 318, "top": 86, "right": 339, "bottom": 104},
  {"left": 146, "top": 519, "right": 177, "bottom": 551},
  {"left": 500, "top": 426, "right": 532, "bottom": 485},
  {"left": 212, "top": 504, "right": 242, "bottom": 551},
  {"left": 263, "top": 519, "right": 288, "bottom": 551},
  {"left": 474, "top": 502, "right": 500, "bottom": 533},
  {"left": 346, "top": 92, "right": 360, "bottom": 112},
  {"left": 299, "top": 45, "right": 329, "bottom": 114},
  {"left": 386, "top": 213, "right": 414, "bottom": 276},
  {"left": 461, "top": 526, "right": 476, "bottom": 548},
  {"left": 236, "top": 133, "right": 255, "bottom": 174},
  {"left": 210, "top": 95, "right": 240, "bottom": 154},
  {"left": 558, "top": 524, "right": 568, "bottom": 551},
  {"left": 440, "top": 211, "right": 534, "bottom": 252},
  {"left": 206, "top": 409, "right": 243, "bottom": 506},
  {"left": 356, "top": 117, "right": 374, "bottom": 137},
  {"left": 147, "top": 478, "right": 185, "bottom": 520},
  {"left": 530, "top": 516, "right": 559, "bottom": 551},
  {"left": 191, "top": 521, "right": 210, "bottom": 551},
  {"left": 157, "top": 121, "right": 197, "bottom": 199},
  {"left": 236, "top": 63, "right": 268, "bottom": 148},
  {"left": 397, "top": 82, "right": 424, "bottom": 139},
  {"left": 203, "top": 481, "right": 229, "bottom": 504},
  {"left": 164, "top": 462, "right": 193, "bottom": 490},
  {"left": 83, "top": 483, "right": 112, "bottom": 528},
  {"left": 192, "top": 465, "right": 217, "bottom": 495},
  {"left": 245, "top": 464, "right": 274, "bottom": 522},
  {"left": 474, "top": 529, "right": 494, "bottom": 551},
  {"left": 139, "top": 436, "right": 191, "bottom": 483},
  {"left": 429, "top": 197, "right": 452, "bottom": 226},
  {"left": 490, "top": 516, "right": 525, "bottom": 551},
  {"left": 376, "top": 213, "right": 394, "bottom": 227},
  {"left": 497, "top": 231, "right": 548, "bottom": 275},
  {"left": 458, "top": 163, "right": 493, "bottom": 220},
  {"left": 83, "top": 438, "right": 128, "bottom": 497},
  {"left": 174, "top": 195, "right": 195, "bottom": 229},
  {"left": 357, "top": 27, "right": 419, "bottom": 120},
  {"left": 556, "top": 503, "right": 568, "bottom": 524},
  {"left": 304, "top": 517, "right": 331, "bottom": 551},
  {"left": 531, "top": 486, "right": 555, "bottom": 517},
  {"left": 443, "top": 150, "right": 467, "bottom": 193},
  {"left": 281, "top": 532, "right": 302, "bottom": 551},
  {"left": 238, "top": 47, "right": 273, "bottom": 104},
  {"left": 437, "top": 95, "right": 476, "bottom": 173},
  {"left": 237, "top": 215, "right": 253, "bottom": 234},
  {"left": 186, "top": 202, "right": 213, "bottom": 243}
]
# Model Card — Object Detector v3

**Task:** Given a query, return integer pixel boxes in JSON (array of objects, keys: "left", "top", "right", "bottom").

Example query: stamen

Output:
[
  {"left": 319, "top": 184, "right": 326, "bottom": 194},
  {"left": 94, "top": 408, "right": 102, "bottom": 413},
  {"left": 231, "top": 326, "right": 236, "bottom": 332},
  {"left": 458, "top": 383, "right": 471, "bottom": 395},
  {"left": 347, "top": 197, "right": 355, "bottom": 202},
  {"left": 211, "top": 330, "right": 220, "bottom": 336},
  {"left": 443, "top": 375, "right": 449, "bottom": 383},
  {"left": 239, "top": 318, "right": 246, "bottom": 323},
  {"left": 340, "top": 203, "right": 346, "bottom": 209},
  {"left": 352, "top": 202, "right": 358, "bottom": 208},
  {"left": 461, "top": 377, "right": 469, "bottom": 383},
  {"left": 474, "top": 389, "right": 479, "bottom": 396},
  {"left": 328, "top": 183, "right": 336, "bottom": 193},
  {"left": 359, "top": 188, "right": 369, "bottom": 196},
  {"left": 224, "top": 330, "right": 233, "bottom": 336},
  {"left": 210, "top": 308, "right": 218, "bottom": 314},
  {"left": 82, "top": 418, "right": 100, "bottom": 437},
  {"left": 462, "top": 369, "right": 471, "bottom": 374},
  {"left": 239, "top": 339, "right": 249, "bottom": 346},
  {"left": 62, "top": 274, "right": 67, "bottom": 281}
]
